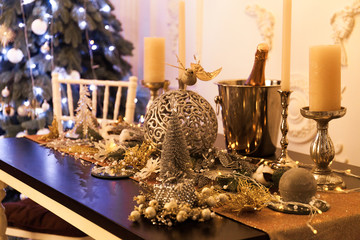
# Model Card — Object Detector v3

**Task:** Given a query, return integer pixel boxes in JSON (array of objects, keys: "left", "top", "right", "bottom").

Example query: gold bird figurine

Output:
[{"left": 168, "top": 55, "right": 222, "bottom": 86}]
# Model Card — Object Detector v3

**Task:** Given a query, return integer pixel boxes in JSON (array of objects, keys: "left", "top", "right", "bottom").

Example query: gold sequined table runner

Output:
[{"left": 215, "top": 192, "right": 360, "bottom": 240}]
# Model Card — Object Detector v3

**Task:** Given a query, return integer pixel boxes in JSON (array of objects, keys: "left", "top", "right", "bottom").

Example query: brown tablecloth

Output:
[{"left": 215, "top": 192, "right": 360, "bottom": 240}]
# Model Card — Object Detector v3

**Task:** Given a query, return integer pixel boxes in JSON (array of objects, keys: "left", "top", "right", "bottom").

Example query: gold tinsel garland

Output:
[
  {"left": 220, "top": 174, "right": 272, "bottom": 213},
  {"left": 120, "top": 142, "right": 157, "bottom": 171}
]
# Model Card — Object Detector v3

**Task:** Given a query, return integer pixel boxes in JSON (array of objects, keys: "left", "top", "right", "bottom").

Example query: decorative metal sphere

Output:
[
  {"left": 279, "top": 168, "right": 317, "bottom": 203},
  {"left": 144, "top": 90, "right": 218, "bottom": 157}
]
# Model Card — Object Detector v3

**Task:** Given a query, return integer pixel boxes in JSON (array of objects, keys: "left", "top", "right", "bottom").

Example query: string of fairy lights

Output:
[{"left": 0, "top": 0, "right": 123, "bottom": 129}]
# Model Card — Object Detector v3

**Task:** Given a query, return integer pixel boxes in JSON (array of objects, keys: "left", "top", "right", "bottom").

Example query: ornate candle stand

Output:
[
  {"left": 142, "top": 80, "right": 169, "bottom": 110},
  {"left": 277, "top": 90, "right": 296, "bottom": 166},
  {"left": 300, "top": 106, "right": 346, "bottom": 191}
]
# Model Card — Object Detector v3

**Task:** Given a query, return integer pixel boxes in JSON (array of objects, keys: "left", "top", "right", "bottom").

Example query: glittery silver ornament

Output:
[
  {"left": 154, "top": 180, "right": 197, "bottom": 207},
  {"left": 144, "top": 90, "right": 218, "bottom": 157}
]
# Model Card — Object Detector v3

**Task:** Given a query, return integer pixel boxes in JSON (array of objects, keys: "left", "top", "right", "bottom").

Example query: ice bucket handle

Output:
[{"left": 214, "top": 96, "right": 222, "bottom": 116}]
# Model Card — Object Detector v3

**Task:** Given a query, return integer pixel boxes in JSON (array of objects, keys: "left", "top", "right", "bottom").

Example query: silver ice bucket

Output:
[{"left": 215, "top": 79, "right": 281, "bottom": 157}]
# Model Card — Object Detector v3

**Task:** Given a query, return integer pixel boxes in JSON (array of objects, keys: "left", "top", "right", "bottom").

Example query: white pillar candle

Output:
[
  {"left": 144, "top": 37, "right": 165, "bottom": 83},
  {"left": 281, "top": 0, "right": 292, "bottom": 91},
  {"left": 309, "top": 45, "right": 341, "bottom": 111},
  {"left": 178, "top": 0, "right": 186, "bottom": 78},
  {"left": 150, "top": 0, "right": 157, "bottom": 36}
]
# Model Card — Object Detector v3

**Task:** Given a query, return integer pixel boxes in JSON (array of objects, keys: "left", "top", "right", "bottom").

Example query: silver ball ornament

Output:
[
  {"left": 41, "top": 100, "right": 50, "bottom": 112},
  {"left": 1, "top": 86, "right": 10, "bottom": 98},
  {"left": 17, "top": 105, "right": 29, "bottom": 117},
  {"left": 7, "top": 48, "right": 24, "bottom": 64}
]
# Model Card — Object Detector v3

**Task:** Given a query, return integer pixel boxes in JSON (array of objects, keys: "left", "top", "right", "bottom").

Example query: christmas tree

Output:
[
  {"left": 0, "top": 0, "right": 134, "bottom": 137},
  {"left": 72, "top": 84, "right": 102, "bottom": 141},
  {"left": 160, "top": 111, "right": 193, "bottom": 183}
]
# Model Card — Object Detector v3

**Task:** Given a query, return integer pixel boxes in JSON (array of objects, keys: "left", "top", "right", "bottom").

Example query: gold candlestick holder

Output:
[
  {"left": 300, "top": 106, "right": 346, "bottom": 191},
  {"left": 142, "top": 80, "right": 169, "bottom": 110},
  {"left": 277, "top": 90, "right": 296, "bottom": 166}
]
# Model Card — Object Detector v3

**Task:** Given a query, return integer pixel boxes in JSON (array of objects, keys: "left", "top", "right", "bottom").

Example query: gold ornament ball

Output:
[
  {"left": 201, "top": 208, "right": 212, "bottom": 221},
  {"left": 129, "top": 210, "right": 141, "bottom": 222},
  {"left": 136, "top": 195, "right": 146, "bottom": 204},
  {"left": 176, "top": 210, "right": 188, "bottom": 222},
  {"left": 164, "top": 200, "right": 178, "bottom": 211},
  {"left": 206, "top": 196, "right": 217, "bottom": 207},
  {"left": 201, "top": 187, "right": 212, "bottom": 196},
  {"left": 217, "top": 193, "right": 229, "bottom": 203},
  {"left": 149, "top": 200, "right": 159, "bottom": 208},
  {"left": 144, "top": 206, "right": 156, "bottom": 219},
  {"left": 144, "top": 90, "right": 218, "bottom": 157}
]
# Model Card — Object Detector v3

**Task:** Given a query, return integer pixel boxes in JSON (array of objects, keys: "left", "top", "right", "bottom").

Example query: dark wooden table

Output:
[{"left": 0, "top": 137, "right": 269, "bottom": 240}]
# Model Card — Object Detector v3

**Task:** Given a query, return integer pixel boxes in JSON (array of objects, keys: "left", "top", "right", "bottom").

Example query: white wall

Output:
[{"left": 112, "top": 0, "right": 360, "bottom": 166}]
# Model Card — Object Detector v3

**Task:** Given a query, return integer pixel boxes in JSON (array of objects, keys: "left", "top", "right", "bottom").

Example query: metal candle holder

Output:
[
  {"left": 142, "top": 80, "right": 169, "bottom": 110},
  {"left": 300, "top": 106, "right": 346, "bottom": 191},
  {"left": 277, "top": 90, "right": 295, "bottom": 166}
]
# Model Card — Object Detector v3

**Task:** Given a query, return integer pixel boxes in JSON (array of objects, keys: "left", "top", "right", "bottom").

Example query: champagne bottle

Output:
[{"left": 245, "top": 43, "right": 269, "bottom": 86}]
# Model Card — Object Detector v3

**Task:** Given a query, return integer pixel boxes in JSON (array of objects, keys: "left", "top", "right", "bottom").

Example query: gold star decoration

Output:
[{"left": 38, "top": 116, "right": 59, "bottom": 141}]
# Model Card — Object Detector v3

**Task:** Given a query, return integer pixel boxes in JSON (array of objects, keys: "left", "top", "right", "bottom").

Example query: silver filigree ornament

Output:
[{"left": 144, "top": 90, "right": 218, "bottom": 157}]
